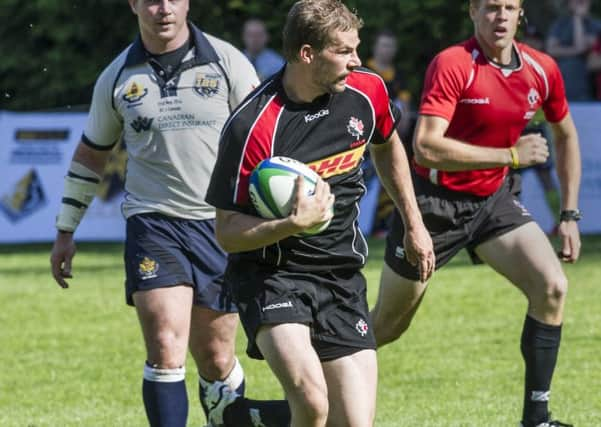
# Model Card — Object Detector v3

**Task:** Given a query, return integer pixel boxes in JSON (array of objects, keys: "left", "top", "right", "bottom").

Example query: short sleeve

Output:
[
  {"left": 419, "top": 51, "right": 468, "bottom": 122},
  {"left": 83, "top": 66, "right": 123, "bottom": 149},
  {"left": 542, "top": 57, "right": 569, "bottom": 123},
  {"left": 225, "top": 46, "right": 260, "bottom": 109}
]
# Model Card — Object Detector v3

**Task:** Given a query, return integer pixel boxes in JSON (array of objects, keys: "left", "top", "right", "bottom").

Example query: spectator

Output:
[
  {"left": 242, "top": 18, "right": 285, "bottom": 81},
  {"left": 546, "top": 0, "right": 601, "bottom": 101},
  {"left": 362, "top": 30, "right": 413, "bottom": 237}
]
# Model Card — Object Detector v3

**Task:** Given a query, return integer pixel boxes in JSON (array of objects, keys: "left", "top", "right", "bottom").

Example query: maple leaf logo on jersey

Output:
[
  {"left": 527, "top": 88, "right": 541, "bottom": 108},
  {"left": 347, "top": 116, "right": 364, "bottom": 140}
]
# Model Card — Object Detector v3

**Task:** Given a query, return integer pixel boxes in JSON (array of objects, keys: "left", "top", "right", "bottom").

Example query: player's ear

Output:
[
  {"left": 299, "top": 44, "right": 315, "bottom": 65},
  {"left": 128, "top": 0, "right": 138, "bottom": 15}
]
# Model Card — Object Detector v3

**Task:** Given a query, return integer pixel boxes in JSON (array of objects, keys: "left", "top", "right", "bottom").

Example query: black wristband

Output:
[{"left": 559, "top": 209, "right": 582, "bottom": 222}]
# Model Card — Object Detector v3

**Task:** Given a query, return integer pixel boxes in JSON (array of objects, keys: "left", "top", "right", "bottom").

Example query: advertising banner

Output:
[{"left": 0, "top": 111, "right": 126, "bottom": 243}]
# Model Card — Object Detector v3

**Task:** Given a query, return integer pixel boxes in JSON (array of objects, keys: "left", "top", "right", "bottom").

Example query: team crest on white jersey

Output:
[
  {"left": 527, "top": 88, "right": 541, "bottom": 108},
  {"left": 355, "top": 318, "right": 369, "bottom": 336},
  {"left": 194, "top": 73, "right": 220, "bottom": 98},
  {"left": 347, "top": 116, "right": 364, "bottom": 140},
  {"left": 123, "top": 81, "right": 148, "bottom": 103}
]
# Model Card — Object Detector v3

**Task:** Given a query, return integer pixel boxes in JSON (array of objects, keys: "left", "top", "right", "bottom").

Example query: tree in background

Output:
[{"left": 1, "top": 0, "right": 599, "bottom": 111}]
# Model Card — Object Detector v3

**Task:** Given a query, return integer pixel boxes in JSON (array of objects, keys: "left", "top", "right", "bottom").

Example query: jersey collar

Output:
[{"left": 125, "top": 22, "right": 219, "bottom": 67}]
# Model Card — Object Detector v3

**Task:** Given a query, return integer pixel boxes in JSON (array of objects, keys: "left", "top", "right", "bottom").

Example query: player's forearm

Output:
[
  {"left": 555, "top": 136, "right": 581, "bottom": 211},
  {"left": 215, "top": 209, "right": 303, "bottom": 253},
  {"left": 552, "top": 115, "right": 582, "bottom": 211},
  {"left": 414, "top": 134, "right": 512, "bottom": 171},
  {"left": 370, "top": 137, "right": 423, "bottom": 231}
]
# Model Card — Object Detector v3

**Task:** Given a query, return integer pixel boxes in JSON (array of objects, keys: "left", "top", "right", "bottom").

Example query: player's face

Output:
[
  {"left": 129, "top": 0, "right": 189, "bottom": 50},
  {"left": 471, "top": 0, "right": 522, "bottom": 59},
  {"left": 312, "top": 29, "right": 361, "bottom": 95}
]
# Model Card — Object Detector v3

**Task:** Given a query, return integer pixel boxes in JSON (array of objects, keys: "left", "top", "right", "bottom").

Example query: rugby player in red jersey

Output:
[{"left": 371, "top": 1, "right": 581, "bottom": 426}]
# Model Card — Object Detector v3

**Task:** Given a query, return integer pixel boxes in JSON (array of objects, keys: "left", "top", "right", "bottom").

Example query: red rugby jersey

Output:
[{"left": 415, "top": 37, "right": 569, "bottom": 196}]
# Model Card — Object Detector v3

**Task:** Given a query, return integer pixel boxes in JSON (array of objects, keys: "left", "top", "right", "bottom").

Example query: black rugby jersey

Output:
[{"left": 207, "top": 67, "right": 401, "bottom": 271}]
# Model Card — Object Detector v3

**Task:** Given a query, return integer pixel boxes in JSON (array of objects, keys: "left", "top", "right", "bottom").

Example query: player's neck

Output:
[
  {"left": 282, "top": 64, "right": 326, "bottom": 104},
  {"left": 475, "top": 34, "right": 514, "bottom": 66},
  {"left": 141, "top": 26, "right": 191, "bottom": 55}
]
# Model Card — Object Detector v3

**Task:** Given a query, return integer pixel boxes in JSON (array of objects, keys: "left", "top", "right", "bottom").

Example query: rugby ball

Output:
[{"left": 248, "top": 156, "right": 331, "bottom": 235}]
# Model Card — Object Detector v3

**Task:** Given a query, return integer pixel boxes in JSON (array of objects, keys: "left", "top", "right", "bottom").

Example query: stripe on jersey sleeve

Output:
[
  {"left": 347, "top": 69, "right": 397, "bottom": 140},
  {"left": 233, "top": 94, "right": 285, "bottom": 205}
]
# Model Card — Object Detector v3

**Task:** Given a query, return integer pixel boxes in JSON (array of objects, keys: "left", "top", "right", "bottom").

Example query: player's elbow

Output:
[{"left": 413, "top": 138, "right": 441, "bottom": 168}]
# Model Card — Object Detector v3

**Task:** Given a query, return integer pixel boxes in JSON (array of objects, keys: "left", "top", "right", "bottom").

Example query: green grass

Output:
[{"left": 1, "top": 236, "right": 600, "bottom": 426}]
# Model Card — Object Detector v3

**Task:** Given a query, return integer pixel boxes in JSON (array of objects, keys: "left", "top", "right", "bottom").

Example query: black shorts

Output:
[
  {"left": 224, "top": 263, "right": 376, "bottom": 361},
  {"left": 385, "top": 173, "right": 534, "bottom": 280},
  {"left": 124, "top": 213, "right": 235, "bottom": 312}
]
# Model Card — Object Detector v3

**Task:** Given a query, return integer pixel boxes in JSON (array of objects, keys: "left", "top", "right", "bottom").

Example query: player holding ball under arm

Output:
[
  {"left": 371, "top": 1, "right": 582, "bottom": 426},
  {"left": 206, "top": 1, "right": 434, "bottom": 426}
]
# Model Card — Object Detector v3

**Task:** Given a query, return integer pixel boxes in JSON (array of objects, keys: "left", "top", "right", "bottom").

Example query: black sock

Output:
[
  {"left": 520, "top": 315, "right": 562, "bottom": 426},
  {"left": 224, "top": 398, "right": 291, "bottom": 427}
]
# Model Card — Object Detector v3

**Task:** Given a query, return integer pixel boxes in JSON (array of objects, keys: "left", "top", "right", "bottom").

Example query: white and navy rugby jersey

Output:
[
  {"left": 207, "top": 67, "right": 401, "bottom": 272},
  {"left": 83, "top": 23, "right": 259, "bottom": 220}
]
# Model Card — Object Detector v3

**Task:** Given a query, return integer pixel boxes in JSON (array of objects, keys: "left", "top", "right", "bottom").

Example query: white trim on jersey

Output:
[
  {"left": 351, "top": 68, "right": 397, "bottom": 131},
  {"left": 231, "top": 92, "right": 278, "bottom": 204},
  {"left": 271, "top": 106, "right": 285, "bottom": 157},
  {"left": 522, "top": 52, "right": 550, "bottom": 100},
  {"left": 467, "top": 49, "right": 480, "bottom": 90},
  {"left": 345, "top": 85, "right": 377, "bottom": 144}
]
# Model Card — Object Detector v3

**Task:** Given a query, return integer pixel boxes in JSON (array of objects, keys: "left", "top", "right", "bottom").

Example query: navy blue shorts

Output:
[{"left": 124, "top": 213, "right": 234, "bottom": 312}]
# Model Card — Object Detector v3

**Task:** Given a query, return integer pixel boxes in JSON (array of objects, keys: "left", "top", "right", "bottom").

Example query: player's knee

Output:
[
  {"left": 543, "top": 273, "right": 568, "bottom": 306},
  {"left": 195, "top": 348, "right": 235, "bottom": 380},
  {"left": 148, "top": 330, "right": 187, "bottom": 367},
  {"left": 289, "top": 382, "right": 329, "bottom": 423},
  {"left": 373, "top": 312, "right": 411, "bottom": 346},
  {"left": 532, "top": 272, "right": 568, "bottom": 310}
]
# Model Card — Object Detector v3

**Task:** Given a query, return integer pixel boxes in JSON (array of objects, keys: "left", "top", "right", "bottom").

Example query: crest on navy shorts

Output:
[
  {"left": 347, "top": 116, "right": 364, "bottom": 140},
  {"left": 138, "top": 256, "right": 159, "bottom": 280},
  {"left": 123, "top": 81, "right": 148, "bottom": 103},
  {"left": 0, "top": 168, "right": 47, "bottom": 222},
  {"left": 194, "top": 73, "right": 220, "bottom": 98},
  {"left": 355, "top": 318, "right": 369, "bottom": 337}
]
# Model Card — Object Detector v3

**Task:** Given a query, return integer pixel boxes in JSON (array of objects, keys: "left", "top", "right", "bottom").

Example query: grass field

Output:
[{"left": 1, "top": 236, "right": 600, "bottom": 426}]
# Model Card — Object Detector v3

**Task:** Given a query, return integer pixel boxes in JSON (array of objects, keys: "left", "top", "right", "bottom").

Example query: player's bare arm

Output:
[
  {"left": 215, "top": 177, "right": 334, "bottom": 253},
  {"left": 414, "top": 114, "right": 549, "bottom": 171},
  {"left": 50, "top": 142, "right": 112, "bottom": 288},
  {"left": 550, "top": 113, "right": 582, "bottom": 263},
  {"left": 369, "top": 131, "right": 434, "bottom": 282}
]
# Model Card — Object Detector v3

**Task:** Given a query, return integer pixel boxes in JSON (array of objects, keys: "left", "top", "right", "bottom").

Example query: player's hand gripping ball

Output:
[{"left": 249, "top": 156, "right": 332, "bottom": 235}]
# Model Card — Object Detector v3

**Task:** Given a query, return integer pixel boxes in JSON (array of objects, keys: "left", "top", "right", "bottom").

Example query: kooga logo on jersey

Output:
[{"left": 304, "top": 109, "right": 329, "bottom": 123}]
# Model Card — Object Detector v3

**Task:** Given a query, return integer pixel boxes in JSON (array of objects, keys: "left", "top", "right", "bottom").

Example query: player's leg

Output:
[
  {"left": 125, "top": 213, "right": 198, "bottom": 427},
  {"left": 474, "top": 222, "right": 568, "bottom": 427},
  {"left": 371, "top": 262, "right": 428, "bottom": 347},
  {"left": 256, "top": 323, "right": 329, "bottom": 427},
  {"left": 321, "top": 349, "right": 377, "bottom": 427},
  {"left": 134, "top": 286, "right": 194, "bottom": 427},
  {"left": 186, "top": 218, "right": 290, "bottom": 427}
]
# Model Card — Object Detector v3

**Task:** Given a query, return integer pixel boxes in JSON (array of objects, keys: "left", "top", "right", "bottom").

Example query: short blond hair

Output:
[{"left": 282, "top": 0, "right": 363, "bottom": 62}]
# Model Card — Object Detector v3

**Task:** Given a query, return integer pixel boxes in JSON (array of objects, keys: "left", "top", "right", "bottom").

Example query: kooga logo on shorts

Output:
[{"left": 262, "top": 301, "right": 294, "bottom": 312}]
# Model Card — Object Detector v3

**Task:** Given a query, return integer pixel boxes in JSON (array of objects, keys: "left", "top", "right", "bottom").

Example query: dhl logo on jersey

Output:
[{"left": 307, "top": 145, "right": 366, "bottom": 178}]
